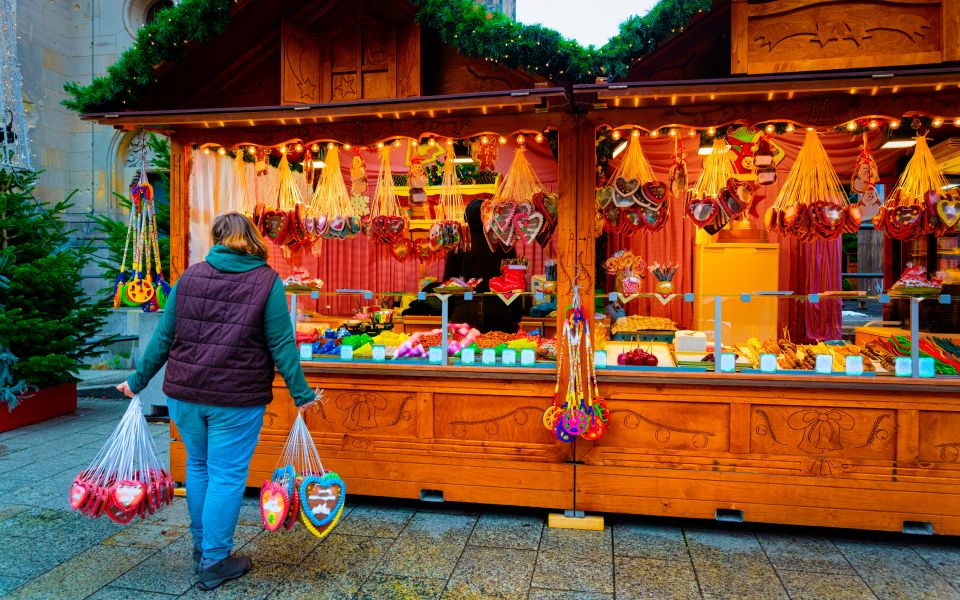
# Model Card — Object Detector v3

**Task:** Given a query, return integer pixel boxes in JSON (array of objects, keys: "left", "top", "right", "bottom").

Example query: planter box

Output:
[{"left": 0, "top": 382, "right": 78, "bottom": 433}]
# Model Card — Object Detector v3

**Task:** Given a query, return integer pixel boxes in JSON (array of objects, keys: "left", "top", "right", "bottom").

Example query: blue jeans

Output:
[{"left": 168, "top": 398, "right": 265, "bottom": 562}]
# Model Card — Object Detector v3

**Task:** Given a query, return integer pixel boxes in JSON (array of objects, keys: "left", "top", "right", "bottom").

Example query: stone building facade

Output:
[{"left": 480, "top": 0, "right": 516, "bottom": 18}]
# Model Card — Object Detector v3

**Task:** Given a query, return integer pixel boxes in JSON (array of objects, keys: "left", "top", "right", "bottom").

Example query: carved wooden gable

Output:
[
  {"left": 281, "top": 12, "right": 420, "bottom": 105},
  {"left": 732, "top": 0, "right": 959, "bottom": 74}
]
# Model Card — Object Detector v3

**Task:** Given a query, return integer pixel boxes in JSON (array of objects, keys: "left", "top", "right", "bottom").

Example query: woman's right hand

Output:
[{"left": 116, "top": 381, "right": 135, "bottom": 398}]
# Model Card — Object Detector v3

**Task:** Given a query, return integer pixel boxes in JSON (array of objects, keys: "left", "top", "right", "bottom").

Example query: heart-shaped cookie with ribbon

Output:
[
  {"left": 261, "top": 211, "right": 288, "bottom": 240},
  {"left": 614, "top": 177, "right": 640, "bottom": 198},
  {"left": 938, "top": 197, "right": 960, "bottom": 229},
  {"left": 490, "top": 201, "right": 518, "bottom": 246},
  {"left": 641, "top": 201, "right": 669, "bottom": 232},
  {"left": 703, "top": 209, "right": 730, "bottom": 235},
  {"left": 844, "top": 203, "right": 863, "bottom": 233},
  {"left": 69, "top": 478, "right": 90, "bottom": 511},
  {"left": 640, "top": 181, "right": 668, "bottom": 206},
  {"left": 299, "top": 472, "right": 346, "bottom": 528},
  {"left": 718, "top": 189, "right": 748, "bottom": 220},
  {"left": 686, "top": 195, "right": 719, "bottom": 228},
  {"left": 414, "top": 238, "right": 433, "bottom": 261},
  {"left": 925, "top": 190, "right": 942, "bottom": 222},
  {"left": 284, "top": 477, "right": 300, "bottom": 531},
  {"left": 113, "top": 480, "right": 146, "bottom": 510},
  {"left": 764, "top": 207, "right": 781, "bottom": 232},
  {"left": 390, "top": 239, "right": 412, "bottom": 261},
  {"left": 811, "top": 199, "right": 846, "bottom": 239},
  {"left": 328, "top": 216, "right": 347, "bottom": 239},
  {"left": 596, "top": 187, "right": 614, "bottom": 210},
  {"left": 622, "top": 206, "right": 645, "bottom": 233},
  {"left": 260, "top": 481, "right": 290, "bottom": 532}
]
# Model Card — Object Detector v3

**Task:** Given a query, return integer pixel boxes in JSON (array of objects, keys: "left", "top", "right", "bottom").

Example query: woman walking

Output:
[{"left": 118, "top": 212, "right": 317, "bottom": 590}]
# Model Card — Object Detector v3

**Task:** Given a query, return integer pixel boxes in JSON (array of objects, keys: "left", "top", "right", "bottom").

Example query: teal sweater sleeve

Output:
[
  {"left": 127, "top": 284, "right": 178, "bottom": 394},
  {"left": 263, "top": 277, "right": 316, "bottom": 406}
]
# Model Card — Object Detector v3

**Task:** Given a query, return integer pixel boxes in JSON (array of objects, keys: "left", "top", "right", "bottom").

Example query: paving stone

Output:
[
  {"left": 468, "top": 512, "right": 543, "bottom": 550},
  {"left": 834, "top": 541, "right": 960, "bottom": 600},
  {"left": 358, "top": 574, "right": 445, "bottom": 600},
  {"left": 376, "top": 512, "right": 475, "bottom": 579},
  {"left": 778, "top": 571, "right": 877, "bottom": 600},
  {"left": 109, "top": 536, "right": 198, "bottom": 595},
  {"left": 758, "top": 533, "right": 855, "bottom": 575},
  {"left": 911, "top": 542, "right": 960, "bottom": 589},
  {"left": 101, "top": 522, "right": 187, "bottom": 549},
  {"left": 532, "top": 547, "right": 614, "bottom": 594},
  {"left": 444, "top": 545, "right": 536, "bottom": 600},
  {"left": 179, "top": 561, "right": 296, "bottom": 600},
  {"left": 335, "top": 504, "right": 415, "bottom": 538},
  {"left": 0, "top": 504, "right": 31, "bottom": 523},
  {"left": 85, "top": 586, "right": 178, "bottom": 600},
  {"left": 267, "top": 534, "right": 392, "bottom": 599},
  {"left": 528, "top": 590, "right": 613, "bottom": 600},
  {"left": 1, "top": 544, "right": 149, "bottom": 600},
  {"left": 613, "top": 523, "right": 688, "bottom": 561},
  {"left": 685, "top": 530, "right": 786, "bottom": 600},
  {"left": 0, "top": 575, "right": 27, "bottom": 596},
  {"left": 242, "top": 526, "right": 323, "bottom": 565},
  {"left": 615, "top": 556, "right": 700, "bottom": 600},
  {"left": 539, "top": 525, "right": 612, "bottom": 554}
]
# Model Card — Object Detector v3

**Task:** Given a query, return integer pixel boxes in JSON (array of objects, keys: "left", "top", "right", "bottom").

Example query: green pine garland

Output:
[{"left": 64, "top": 0, "right": 711, "bottom": 114}]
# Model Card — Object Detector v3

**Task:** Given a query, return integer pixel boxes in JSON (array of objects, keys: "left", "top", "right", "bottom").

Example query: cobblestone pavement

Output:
[{"left": 3, "top": 399, "right": 960, "bottom": 599}]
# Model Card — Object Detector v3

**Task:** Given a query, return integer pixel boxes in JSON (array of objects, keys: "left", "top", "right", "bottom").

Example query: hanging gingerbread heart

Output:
[
  {"left": 718, "top": 189, "right": 747, "bottom": 220},
  {"left": 596, "top": 187, "right": 614, "bottom": 210},
  {"left": 937, "top": 197, "right": 960, "bottom": 229},
  {"left": 686, "top": 195, "right": 719, "bottom": 227},
  {"left": 69, "top": 478, "right": 90, "bottom": 511},
  {"left": 614, "top": 177, "right": 640, "bottom": 199},
  {"left": 844, "top": 204, "right": 863, "bottom": 233},
  {"left": 390, "top": 239, "right": 412, "bottom": 261},
  {"left": 764, "top": 207, "right": 781, "bottom": 232},
  {"left": 642, "top": 201, "right": 669, "bottom": 233},
  {"left": 490, "top": 201, "right": 518, "bottom": 246},
  {"left": 703, "top": 209, "right": 730, "bottom": 235},
  {"left": 113, "top": 480, "right": 146, "bottom": 510},
  {"left": 299, "top": 472, "right": 346, "bottom": 528},
  {"left": 811, "top": 200, "right": 846, "bottom": 239},
  {"left": 260, "top": 481, "right": 290, "bottom": 532},
  {"left": 640, "top": 181, "right": 668, "bottom": 206},
  {"left": 414, "top": 238, "right": 433, "bottom": 261},
  {"left": 515, "top": 210, "right": 545, "bottom": 244}
]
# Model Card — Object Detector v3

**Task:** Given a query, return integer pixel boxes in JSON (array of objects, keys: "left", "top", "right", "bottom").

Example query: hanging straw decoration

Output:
[
  {"left": 232, "top": 152, "right": 255, "bottom": 216},
  {"left": 482, "top": 144, "right": 548, "bottom": 249},
  {"left": 597, "top": 134, "right": 668, "bottom": 236},
  {"left": 258, "top": 153, "right": 307, "bottom": 257},
  {"left": 307, "top": 145, "right": 361, "bottom": 247},
  {"left": 369, "top": 145, "right": 409, "bottom": 253},
  {"left": 260, "top": 409, "right": 346, "bottom": 539},
  {"left": 766, "top": 129, "right": 858, "bottom": 241},
  {"left": 429, "top": 154, "right": 468, "bottom": 252},
  {"left": 69, "top": 396, "right": 176, "bottom": 523},
  {"left": 686, "top": 138, "right": 755, "bottom": 235},
  {"left": 875, "top": 135, "right": 955, "bottom": 240},
  {"left": 542, "top": 284, "right": 607, "bottom": 442}
]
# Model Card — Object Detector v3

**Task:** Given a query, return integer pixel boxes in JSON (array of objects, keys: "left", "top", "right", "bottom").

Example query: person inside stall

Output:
[{"left": 443, "top": 198, "right": 523, "bottom": 333}]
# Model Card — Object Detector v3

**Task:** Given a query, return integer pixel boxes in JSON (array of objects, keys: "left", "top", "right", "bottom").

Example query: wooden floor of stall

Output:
[{"left": 169, "top": 365, "right": 960, "bottom": 534}]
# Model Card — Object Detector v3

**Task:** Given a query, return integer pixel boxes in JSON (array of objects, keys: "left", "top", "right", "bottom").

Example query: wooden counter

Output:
[{"left": 169, "top": 365, "right": 960, "bottom": 534}]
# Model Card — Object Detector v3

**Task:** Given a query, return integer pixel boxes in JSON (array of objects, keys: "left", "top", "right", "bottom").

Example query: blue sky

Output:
[{"left": 516, "top": 0, "right": 661, "bottom": 47}]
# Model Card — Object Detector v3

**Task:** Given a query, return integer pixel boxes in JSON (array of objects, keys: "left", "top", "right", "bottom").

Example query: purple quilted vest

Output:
[{"left": 163, "top": 261, "right": 278, "bottom": 407}]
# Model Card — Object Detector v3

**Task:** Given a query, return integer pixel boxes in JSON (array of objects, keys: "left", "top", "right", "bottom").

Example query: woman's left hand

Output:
[{"left": 116, "top": 381, "right": 135, "bottom": 398}]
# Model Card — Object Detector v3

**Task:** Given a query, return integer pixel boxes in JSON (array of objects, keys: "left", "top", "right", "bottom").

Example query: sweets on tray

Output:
[
  {"left": 611, "top": 315, "right": 678, "bottom": 334},
  {"left": 738, "top": 338, "right": 876, "bottom": 372}
]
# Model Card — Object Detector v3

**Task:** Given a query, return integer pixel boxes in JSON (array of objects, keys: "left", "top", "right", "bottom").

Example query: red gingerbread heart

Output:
[{"left": 686, "top": 196, "right": 719, "bottom": 228}]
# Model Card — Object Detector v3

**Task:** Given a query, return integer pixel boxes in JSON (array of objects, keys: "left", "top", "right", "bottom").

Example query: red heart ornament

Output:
[
  {"left": 69, "top": 479, "right": 89, "bottom": 511},
  {"left": 391, "top": 239, "right": 412, "bottom": 261},
  {"left": 764, "top": 207, "right": 781, "bottom": 232},
  {"left": 260, "top": 481, "right": 290, "bottom": 532},
  {"left": 641, "top": 201, "right": 669, "bottom": 232},
  {"left": 515, "top": 211, "right": 545, "bottom": 244},
  {"left": 113, "top": 480, "right": 146, "bottom": 509},
  {"left": 718, "top": 189, "right": 748, "bottom": 220},
  {"left": 844, "top": 203, "right": 863, "bottom": 233},
  {"left": 686, "top": 195, "right": 719, "bottom": 227},
  {"left": 640, "top": 181, "right": 668, "bottom": 206}
]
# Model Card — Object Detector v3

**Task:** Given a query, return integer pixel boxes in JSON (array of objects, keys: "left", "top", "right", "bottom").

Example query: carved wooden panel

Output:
[
  {"left": 434, "top": 394, "right": 554, "bottom": 445},
  {"left": 301, "top": 388, "right": 417, "bottom": 440},
  {"left": 919, "top": 411, "right": 960, "bottom": 463},
  {"left": 599, "top": 401, "right": 730, "bottom": 452},
  {"left": 281, "top": 21, "right": 321, "bottom": 105},
  {"left": 732, "top": 0, "right": 948, "bottom": 74},
  {"left": 751, "top": 405, "right": 895, "bottom": 460}
]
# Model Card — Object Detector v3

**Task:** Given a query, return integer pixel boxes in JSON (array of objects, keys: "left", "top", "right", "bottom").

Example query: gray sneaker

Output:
[{"left": 197, "top": 554, "right": 252, "bottom": 591}]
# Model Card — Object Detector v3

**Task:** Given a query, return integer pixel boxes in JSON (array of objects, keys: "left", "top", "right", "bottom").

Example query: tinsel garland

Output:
[{"left": 65, "top": 0, "right": 710, "bottom": 114}]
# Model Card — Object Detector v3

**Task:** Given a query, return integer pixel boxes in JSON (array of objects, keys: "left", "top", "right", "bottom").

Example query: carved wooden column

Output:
[{"left": 169, "top": 136, "right": 189, "bottom": 282}]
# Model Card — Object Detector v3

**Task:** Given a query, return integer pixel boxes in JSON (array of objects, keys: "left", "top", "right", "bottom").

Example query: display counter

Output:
[{"left": 170, "top": 363, "right": 960, "bottom": 534}]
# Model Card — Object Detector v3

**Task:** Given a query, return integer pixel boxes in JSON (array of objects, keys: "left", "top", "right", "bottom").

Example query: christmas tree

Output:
[{"left": 0, "top": 169, "right": 108, "bottom": 390}]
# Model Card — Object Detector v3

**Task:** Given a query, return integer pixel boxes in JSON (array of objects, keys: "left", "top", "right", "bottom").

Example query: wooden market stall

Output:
[{"left": 74, "top": 0, "right": 960, "bottom": 534}]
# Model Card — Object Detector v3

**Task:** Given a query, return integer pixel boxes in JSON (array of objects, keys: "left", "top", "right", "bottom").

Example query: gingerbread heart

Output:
[
  {"left": 622, "top": 206, "right": 644, "bottom": 231},
  {"left": 69, "top": 478, "right": 89, "bottom": 511},
  {"left": 515, "top": 211, "right": 545, "bottom": 244},
  {"left": 298, "top": 493, "right": 345, "bottom": 539},
  {"left": 260, "top": 481, "right": 290, "bottom": 532},
  {"left": 728, "top": 179, "right": 755, "bottom": 210},
  {"left": 764, "top": 207, "right": 780, "bottom": 232},
  {"left": 596, "top": 187, "right": 614, "bottom": 209},
  {"left": 938, "top": 198, "right": 960, "bottom": 229},
  {"left": 299, "top": 472, "right": 346, "bottom": 528},
  {"left": 284, "top": 477, "right": 300, "bottom": 531},
  {"left": 640, "top": 181, "right": 668, "bottom": 206},
  {"left": 614, "top": 177, "right": 640, "bottom": 198},
  {"left": 113, "top": 480, "right": 146, "bottom": 509},
  {"left": 686, "top": 196, "right": 719, "bottom": 228},
  {"left": 718, "top": 189, "right": 748, "bottom": 220},
  {"left": 328, "top": 216, "right": 347, "bottom": 239},
  {"left": 641, "top": 202, "right": 669, "bottom": 232},
  {"left": 391, "top": 239, "right": 412, "bottom": 261},
  {"left": 490, "top": 201, "right": 518, "bottom": 246},
  {"left": 812, "top": 200, "right": 846, "bottom": 239},
  {"left": 668, "top": 160, "right": 688, "bottom": 200},
  {"left": 892, "top": 205, "right": 922, "bottom": 227},
  {"left": 703, "top": 209, "right": 730, "bottom": 235},
  {"left": 414, "top": 238, "right": 433, "bottom": 261},
  {"left": 261, "top": 211, "right": 287, "bottom": 239},
  {"left": 925, "top": 190, "right": 942, "bottom": 221},
  {"left": 782, "top": 203, "right": 808, "bottom": 228},
  {"left": 844, "top": 203, "right": 863, "bottom": 233}
]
